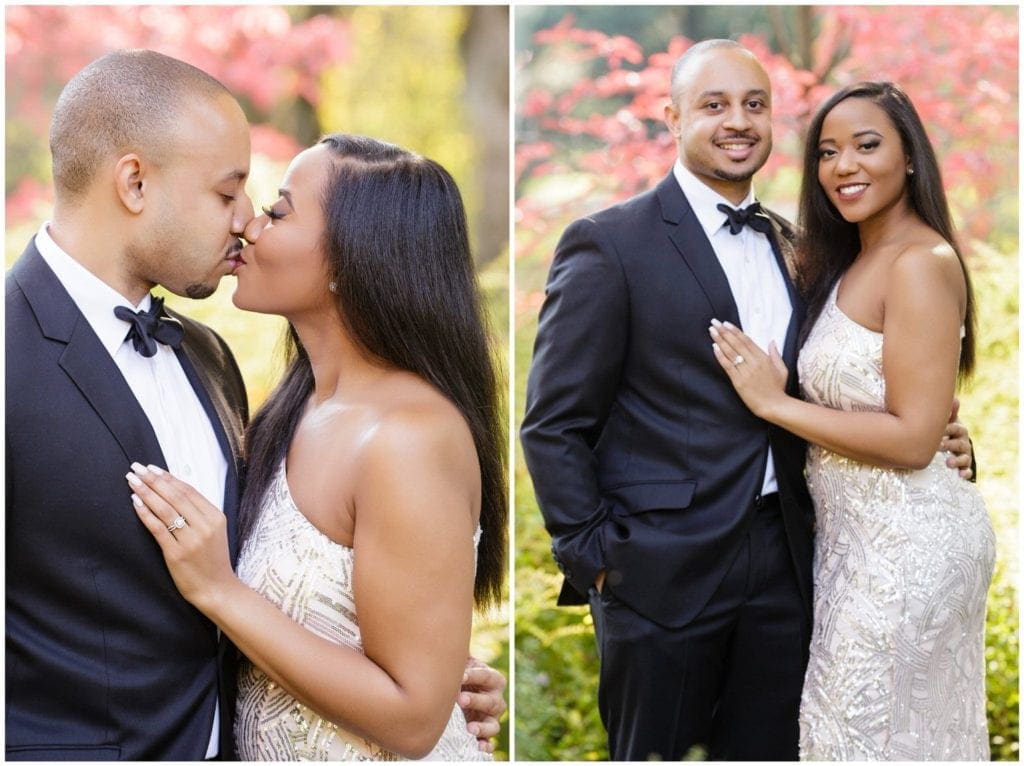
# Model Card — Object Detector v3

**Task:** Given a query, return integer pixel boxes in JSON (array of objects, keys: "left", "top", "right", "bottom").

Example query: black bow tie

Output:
[
  {"left": 114, "top": 296, "right": 184, "bottom": 358},
  {"left": 717, "top": 202, "right": 772, "bottom": 236}
]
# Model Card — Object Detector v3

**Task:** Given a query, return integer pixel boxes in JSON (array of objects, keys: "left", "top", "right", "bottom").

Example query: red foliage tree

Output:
[
  {"left": 6, "top": 6, "right": 350, "bottom": 221},
  {"left": 516, "top": 7, "right": 1018, "bottom": 250},
  {"left": 6, "top": 6, "right": 349, "bottom": 123}
]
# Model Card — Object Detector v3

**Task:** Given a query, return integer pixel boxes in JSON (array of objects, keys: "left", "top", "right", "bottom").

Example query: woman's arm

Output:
[
  {"left": 710, "top": 244, "right": 967, "bottom": 470},
  {"left": 129, "top": 407, "right": 481, "bottom": 759}
]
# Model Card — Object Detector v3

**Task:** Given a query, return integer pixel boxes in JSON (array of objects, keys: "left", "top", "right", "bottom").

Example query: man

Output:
[
  {"left": 520, "top": 39, "right": 972, "bottom": 760},
  {"left": 6, "top": 49, "right": 504, "bottom": 760}
]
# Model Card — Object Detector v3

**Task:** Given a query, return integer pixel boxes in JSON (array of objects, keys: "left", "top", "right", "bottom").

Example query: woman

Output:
[
  {"left": 127, "top": 134, "right": 506, "bottom": 760},
  {"left": 708, "top": 83, "right": 993, "bottom": 760}
]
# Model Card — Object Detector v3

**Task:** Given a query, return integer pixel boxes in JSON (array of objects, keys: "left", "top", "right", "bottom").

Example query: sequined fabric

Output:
[
  {"left": 796, "top": 284, "right": 994, "bottom": 761},
  {"left": 234, "top": 461, "right": 490, "bottom": 761}
]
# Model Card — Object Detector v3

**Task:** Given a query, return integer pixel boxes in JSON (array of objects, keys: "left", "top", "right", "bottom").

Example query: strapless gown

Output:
[
  {"left": 796, "top": 284, "right": 994, "bottom": 760},
  {"left": 234, "top": 461, "right": 491, "bottom": 761}
]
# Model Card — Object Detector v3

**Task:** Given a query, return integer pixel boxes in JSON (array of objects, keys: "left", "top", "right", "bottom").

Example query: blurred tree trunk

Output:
[
  {"left": 274, "top": 5, "right": 321, "bottom": 147},
  {"left": 661, "top": 6, "right": 690, "bottom": 37},
  {"left": 461, "top": 6, "right": 509, "bottom": 266},
  {"left": 768, "top": 6, "right": 847, "bottom": 82},
  {"left": 769, "top": 6, "right": 812, "bottom": 69}
]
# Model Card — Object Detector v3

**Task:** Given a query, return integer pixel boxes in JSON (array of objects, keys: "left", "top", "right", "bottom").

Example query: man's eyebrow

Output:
[{"left": 218, "top": 170, "right": 248, "bottom": 184}]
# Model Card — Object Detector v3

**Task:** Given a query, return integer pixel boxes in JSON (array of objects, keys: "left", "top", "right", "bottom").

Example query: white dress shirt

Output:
[
  {"left": 36, "top": 223, "right": 225, "bottom": 758},
  {"left": 672, "top": 162, "right": 793, "bottom": 496}
]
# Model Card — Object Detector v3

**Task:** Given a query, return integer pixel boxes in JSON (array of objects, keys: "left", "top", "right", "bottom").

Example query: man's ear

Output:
[
  {"left": 113, "top": 153, "right": 146, "bottom": 214},
  {"left": 664, "top": 101, "right": 681, "bottom": 137}
]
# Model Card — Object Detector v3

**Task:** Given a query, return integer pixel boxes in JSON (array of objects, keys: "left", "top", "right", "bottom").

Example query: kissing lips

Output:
[{"left": 226, "top": 240, "right": 247, "bottom": 274}]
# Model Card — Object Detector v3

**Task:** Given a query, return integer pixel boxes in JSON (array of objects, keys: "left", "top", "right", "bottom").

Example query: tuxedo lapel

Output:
[
  {"left": 174, "top": 345, "right": 241, "bottom": 560},
  {"left": 765, "top": 223, "right": 805, "bottom": 370},
  {"left": 13, "top": 244, "right": 166, "bottom": 469},
  {"left": 655, "top": 175, "right": 742, "bottom": 327},
  {"left": 60, "top": 325, "right": 167, "bottom": 468},
  {"left": 173, "top": 329, "right": 244, "bottom": 467},
  {"left": 654, "top": 175, "right": 804, "bottom": 373}
]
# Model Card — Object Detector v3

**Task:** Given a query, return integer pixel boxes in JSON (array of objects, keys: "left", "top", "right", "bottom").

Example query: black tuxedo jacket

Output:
[
  {"left": 5, "top": 241, "right": 249, "bottom": 760},
  {"left": 521, "top": 173, "right": 814, "bottom": 629}
]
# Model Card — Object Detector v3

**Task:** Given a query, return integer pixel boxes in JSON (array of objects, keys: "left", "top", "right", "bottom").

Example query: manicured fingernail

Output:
[
  {"left": 710, "top": 318, "right": 722, "bottom": 327},
  {"left": 147, "top": 464, "right": 164, "bottom": 475},
  {"left": 709, "top": 326, "right": 720, "bottom": 337},
  {"left": 712, "top": 342, "right": 720, "bottom": 353},
  {"left": 723, "top": 320, "right": 736, "bottom": 330},
  {"left": 130, "top": 462, "right": 148, "bottom": 475},
  {"left": 126, "top": 472, "right": 142, "bottom": 487},
  {"left": 131, "top": 493, "right": 144, "bottom": 508}
]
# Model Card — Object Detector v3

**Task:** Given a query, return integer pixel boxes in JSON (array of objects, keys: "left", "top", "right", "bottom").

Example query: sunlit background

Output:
[
  {"left": 5, "top": 5, "right": 510, "bottom": 758},
  {"left": 513, "top": 5, "right": 1018, "bottom": 760}
]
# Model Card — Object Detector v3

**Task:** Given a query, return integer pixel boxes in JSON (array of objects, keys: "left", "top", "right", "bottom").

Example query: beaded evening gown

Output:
[
  {"left": 234, "top": 461, "right": 490, "bottom": 761},
  {"left": 796, "top": 283, "right": 994, "bottom": 761}
]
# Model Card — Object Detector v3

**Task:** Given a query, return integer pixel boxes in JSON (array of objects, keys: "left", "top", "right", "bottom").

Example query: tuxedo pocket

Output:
[{"left": 607, "top": 480, "right": 696, "bottom": 516}]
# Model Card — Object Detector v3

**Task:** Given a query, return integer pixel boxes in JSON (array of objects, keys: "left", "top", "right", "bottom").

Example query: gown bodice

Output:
[
  {"left": 233, "top": 461, "right": 490, "bottom": 761},
  {"left": 795, "top": 282, "right": 993, "bottom": 761}
]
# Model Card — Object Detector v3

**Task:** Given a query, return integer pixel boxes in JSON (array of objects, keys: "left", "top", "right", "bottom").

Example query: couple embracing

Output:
[
  {"left": 7, "top": 50, "right": 506, "bottom": 761},
  {"left": 522, "top": 39, "right": 993, "bottom": 760}
]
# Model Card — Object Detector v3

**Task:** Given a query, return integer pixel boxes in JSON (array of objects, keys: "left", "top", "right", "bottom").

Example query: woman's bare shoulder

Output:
[{"left": 351, "top": 372, "right": 479, "bottom": 513}]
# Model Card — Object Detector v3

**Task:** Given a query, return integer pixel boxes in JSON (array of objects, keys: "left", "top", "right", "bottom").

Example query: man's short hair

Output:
[
  {"left": 670, "top": 39, "right": 749, "bottom": 104},
  {"left": 49, "top": 49, "right": 233, "bottom": 196}
]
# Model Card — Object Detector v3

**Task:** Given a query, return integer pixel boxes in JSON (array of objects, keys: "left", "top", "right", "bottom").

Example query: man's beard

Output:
[
  {"left": 714, "top": 166, "right": 759, "bottom": 183},
  {"left": 184, "top": 282, "right": 217, "bottom": 300},
  {"left": 126, "top": 235, "right": 218, "bottom": 301},
  {"left": 711, "top": 137, "right": 772, "bottom": 184}
]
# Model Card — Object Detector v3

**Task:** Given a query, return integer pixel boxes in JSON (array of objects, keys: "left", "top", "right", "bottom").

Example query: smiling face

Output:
[
  {"left": 665, "top": 46, "right": 773, "bottom": 203},
  {"left": 231, "top": 143, "right": 335, "bottom": 318},
  {"left": 816, "top": 96, "right": 912, "bottom": 225}
]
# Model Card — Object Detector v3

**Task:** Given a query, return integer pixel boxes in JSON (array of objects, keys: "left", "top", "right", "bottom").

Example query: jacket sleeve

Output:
[{"left": 520, "top": 216, "right": 629, "bottom": 597}]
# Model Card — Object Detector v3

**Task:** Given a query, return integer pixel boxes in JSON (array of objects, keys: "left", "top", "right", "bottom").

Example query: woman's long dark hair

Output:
[
  {"left": 239, "top": 134, "right": 507, "bottom": 608},
  {"left": 797, "top": 81, "right": 976, "bottom": 377}
]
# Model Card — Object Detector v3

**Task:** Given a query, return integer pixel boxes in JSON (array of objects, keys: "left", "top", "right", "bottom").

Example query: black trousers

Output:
[{"left": 589, "top": 499, "right": 809, "bottom": 761}]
